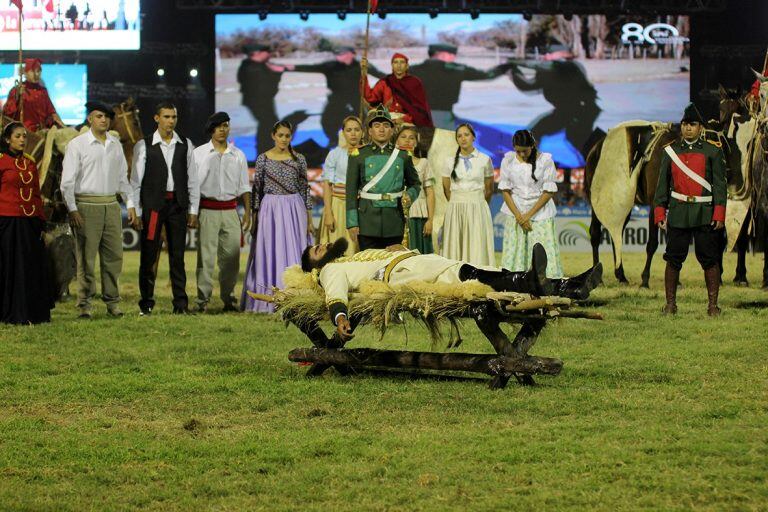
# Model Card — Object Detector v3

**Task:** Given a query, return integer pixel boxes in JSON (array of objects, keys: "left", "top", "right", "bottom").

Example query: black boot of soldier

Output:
[
  {"left": 550, "top": 263, "right": 604, "bottom": 301},
  {"left": 458, "top": 244, "right": 553, "bottom": 296}
]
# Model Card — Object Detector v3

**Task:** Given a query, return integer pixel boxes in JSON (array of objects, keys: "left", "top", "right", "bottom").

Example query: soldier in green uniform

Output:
[
  {"left": 653, "top": 104, "right": 727, "bottom": 316},
  {"left": 409, "top": 43, "right": 509, "bottom": 129},
  {"left": 346, "top": 106, "right": 421, "bottom": 251}
]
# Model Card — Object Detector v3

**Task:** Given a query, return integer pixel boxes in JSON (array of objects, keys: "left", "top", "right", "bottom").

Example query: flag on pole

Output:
[
  {"left": 11, "top": 0, "right": 23, "bottom": 10},
  {"left": 370, "top": 0, "right": 378, "bottom": 14}
]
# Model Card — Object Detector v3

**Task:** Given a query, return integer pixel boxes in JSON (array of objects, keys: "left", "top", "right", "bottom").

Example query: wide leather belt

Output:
[
  {"left": 671, "top": 191, "right": 712, "bottom": 203},
  {"left": 360, "top": 191, "right": 403, "bottom": 201}
]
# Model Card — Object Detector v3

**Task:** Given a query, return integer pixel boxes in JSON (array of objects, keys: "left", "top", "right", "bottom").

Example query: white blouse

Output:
[
  {"left": 409, "top": 158, "right": 433, "bottom": 218},
  {"left": 441, "top": 149, "right": 494, "bottom": 192},
  {"left": 498, "top": 151, "right": 558, "bottom": 221}
]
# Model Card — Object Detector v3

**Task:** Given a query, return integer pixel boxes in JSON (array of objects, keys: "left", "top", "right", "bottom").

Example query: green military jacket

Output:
[
  {"left": 653, "top": 138, "right": 727, "bottom": 229},
  {"left": 346, "top": 142, "right": 421, "bottom": 238}
]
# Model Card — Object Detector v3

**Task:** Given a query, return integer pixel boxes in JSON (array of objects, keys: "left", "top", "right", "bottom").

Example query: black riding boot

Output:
[
  {"left": 458, "top": 244, "right": 553, "bottom": 296},
  {"left": 550, "top": 263, "right": 603, "bottom": 300}
]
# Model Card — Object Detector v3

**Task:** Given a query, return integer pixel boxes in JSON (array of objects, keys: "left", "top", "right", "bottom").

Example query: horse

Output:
[
  {"left": 584, "top": 121, "right": 678, "bottom": 287},
  {"left": 583, "top": 86, "right": 752, "bottom": 288}
]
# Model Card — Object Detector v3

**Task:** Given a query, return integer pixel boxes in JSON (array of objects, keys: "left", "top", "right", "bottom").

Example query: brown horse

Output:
[
  {"left": 111, "top": 97, "right": 144, "bottom": 174},
  {"left": 585, "top": 124, "right": 678, "bottom": 287}
]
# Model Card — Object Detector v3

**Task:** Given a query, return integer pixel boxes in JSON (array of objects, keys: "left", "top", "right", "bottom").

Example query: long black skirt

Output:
[{"left": 0, "top": 216, "right": 54, "bottom": 325}]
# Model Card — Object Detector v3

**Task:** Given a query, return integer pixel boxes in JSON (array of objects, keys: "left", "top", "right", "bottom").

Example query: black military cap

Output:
[
  {"left": 333, "top": 45, "right": 356, "bottom": 55},
  {"left": 206, "top": 111, "right": 230, "bottom": 133},
  {"left": 242, "top": 42, "right": 271, "bottom": 54},
  {"left": 428, "top": 43, "right": 458, "bottom": 56},
  {"left": 681, "top": 103, "right": 704, "bottom": 123},
  {"left": 85, "top": 100, "right": 115, "bottom": 119}
]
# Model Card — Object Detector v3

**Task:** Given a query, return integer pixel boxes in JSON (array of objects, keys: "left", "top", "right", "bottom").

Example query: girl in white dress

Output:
[
  {"left": 499, "top": 129, "right": 563, "bottom": 278},
  {"left": 396, "top": 126, "right": 435, "bottom": 253},
  {"left": 440, "top": 123, "right": 495, "bottom": 266}
]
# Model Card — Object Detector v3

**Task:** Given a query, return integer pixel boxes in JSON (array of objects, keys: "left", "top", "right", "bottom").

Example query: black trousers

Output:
[
  {"left": 663, "top": 224, "right": 723, "bottom": 271},
  {"left": 358, "top": 234, "right": 404, "bottom": 251},
  {"left": 139, "top": 199, "right": 188, "bottom": 310}
]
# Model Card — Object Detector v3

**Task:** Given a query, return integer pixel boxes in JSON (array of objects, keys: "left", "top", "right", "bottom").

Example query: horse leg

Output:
[
  {"left": 613, "top": 214, "right": 630, "bottom": 284},
  {"left": 763, "top": 227, "right": 768, "bottom": 291},
  {"left": 589, "top": 210, "right": 602, "bottom": 270},
  {"left": 733, "top": 230, "right": 749, "bottom": 286},
  {"left": 640, "top": 214, "right": 659, "bottom": 288}
]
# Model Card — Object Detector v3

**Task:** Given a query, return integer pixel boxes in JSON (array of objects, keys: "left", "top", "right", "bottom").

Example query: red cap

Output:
[
  {"left": 391, "top": 53, "right": 409, "bottom": 63},
  {"left": 23, "top": 58, "right": 42, "bottom": 71}
]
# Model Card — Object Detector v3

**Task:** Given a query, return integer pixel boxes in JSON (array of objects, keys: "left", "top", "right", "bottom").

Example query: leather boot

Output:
[
  {"left": 459, "top": 244, "right": 552, "bottom": 296},
  {"left": 705, "top": 265, "right": 721, "bottom": 316},
  {"left": 662, "top": 264, "right": 678, "bottom": 315},
  {"left": 551, "top": 263, "right": 603, "bottom": 300}
]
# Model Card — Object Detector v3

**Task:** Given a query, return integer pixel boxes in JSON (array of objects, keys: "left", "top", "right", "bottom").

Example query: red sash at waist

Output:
[{"left": 200, "top": 198, "right": 237, "bottom": 210}]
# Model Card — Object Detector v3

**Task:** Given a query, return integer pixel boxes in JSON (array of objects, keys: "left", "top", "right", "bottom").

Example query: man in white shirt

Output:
[
  {"left": 193, "top": 112, "right": 251, "bottom": 312},
  {"left": 130, "top": 101, "right": 200, "bottom": 315},
  {"left": 60, "top": 101, "right": 137, "bottom": 318}
]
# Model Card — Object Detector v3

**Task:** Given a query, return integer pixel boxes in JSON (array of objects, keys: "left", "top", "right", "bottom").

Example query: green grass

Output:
[{"left": 1, "top": 251, "right": 767, "bottom": 511}]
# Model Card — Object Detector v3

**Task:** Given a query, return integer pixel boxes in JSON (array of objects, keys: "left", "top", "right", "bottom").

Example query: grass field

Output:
[{"left": 1, "top": 251, "right": 767, "bottom": 511}]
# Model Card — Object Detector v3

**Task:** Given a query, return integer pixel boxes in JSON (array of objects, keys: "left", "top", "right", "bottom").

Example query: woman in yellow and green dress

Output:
[{"left": 318, "top": 116, "right": 362, "bottom": 256}]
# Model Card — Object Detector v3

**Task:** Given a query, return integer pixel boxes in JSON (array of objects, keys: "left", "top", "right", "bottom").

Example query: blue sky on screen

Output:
[
  {"left": 216, "top": 13, "right": 523, "bottom": 38},
  {"left": 0, "top": 64, "right": 88, "bottom": 125}
]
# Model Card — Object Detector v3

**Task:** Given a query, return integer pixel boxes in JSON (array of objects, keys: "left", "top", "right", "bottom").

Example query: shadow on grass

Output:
[
  {"left": 575, "top": 299, "right": 610, "bottom": 308},
  {"left": 733, "top": 300, "right": 768, "bottom": 309},
  {"left": 340, "top": 367, "right": 488, "bottom": 384}
]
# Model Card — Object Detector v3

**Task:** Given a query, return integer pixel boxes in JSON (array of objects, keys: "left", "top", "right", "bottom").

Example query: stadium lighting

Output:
[
  {"left": 258, "top": 10, "right": 268, "bottom": 21},
  {"left": 189, "top": 68, "right": 198, "bottom": 78},
  {"left": 337, "top": 9, "right": 346, "bottom": 20},
  {"left": 299, "top": 10, "right": 310, "bottom": 21},
  {"left": 156, "top": 68, "right": 165, "bottom": 77}
]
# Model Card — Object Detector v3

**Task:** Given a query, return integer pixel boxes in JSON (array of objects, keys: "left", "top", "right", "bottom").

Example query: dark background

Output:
[{"left": 1, "top": 0, "right": 766, "bottom": 145}]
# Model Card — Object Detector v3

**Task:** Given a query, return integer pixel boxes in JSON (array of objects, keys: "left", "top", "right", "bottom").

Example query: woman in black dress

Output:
[{"left": 0, "top": 122, "right": 54, "bottom": 324}]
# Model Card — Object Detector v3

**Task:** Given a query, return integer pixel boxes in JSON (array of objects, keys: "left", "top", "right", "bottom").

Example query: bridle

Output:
[{"left": 115, "top": 103, "right": 139, "bottom": 144}]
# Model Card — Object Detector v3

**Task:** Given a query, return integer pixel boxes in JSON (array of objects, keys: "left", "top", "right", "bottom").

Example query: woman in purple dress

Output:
[{"left": 241, "top": 121, "right": 314, "bottom": 312}]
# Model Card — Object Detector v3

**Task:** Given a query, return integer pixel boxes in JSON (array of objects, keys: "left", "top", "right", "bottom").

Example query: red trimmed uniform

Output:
[
  {"left": 0, "top": 152, "right": 46, "bottom": 220},
  {"left": 0, "top": 151, "right": 53, "bottom": 324},
  {"left": 653, "top": 137, "right": 726, "bottom": 271},
  {"left": 2, "top": 82, "right": 59, "bottom": 132}
]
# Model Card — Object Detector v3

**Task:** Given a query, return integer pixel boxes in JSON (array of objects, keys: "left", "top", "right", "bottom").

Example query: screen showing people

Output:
[
  {"left": 215, "top": 13, "right": 691, "bottom": 168},
  {"left": 0, "top": 0, "right": 140, "bottom": 50},
  {"left": 0, "top": 63, "right": 88, "bottom": 125}
]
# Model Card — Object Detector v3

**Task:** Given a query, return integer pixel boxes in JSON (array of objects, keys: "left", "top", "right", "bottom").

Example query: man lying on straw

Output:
[{"left": 301, "top": 240, "right": 602, "bottom": 341}]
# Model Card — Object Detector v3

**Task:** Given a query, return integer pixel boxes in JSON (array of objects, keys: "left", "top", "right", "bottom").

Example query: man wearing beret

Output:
[
  {"left": 654, "top": 103, "right": 727, "bottom": 316},
  {"left": 361, "top": 53, "right": 433, "bottom": 127},
  {"left": 237, "top": 43, "right": 289, "bottom": 155},
  {"left": 60, "top": 101, "right": 136, "bottom": 318},
  {"left": 192, "top": 112, "right": 251, "bottom": 313},
  {"left": 290, "top": 46, "right": 385, "bottom": 147},
  {"left": 409, "top": 43, "right": 509, "bottom": 129},
  {"left": 346, "top": 106, "right": 421, "bottom": 250},
  {"left": 2, "top": 58, "right": 65, "bottom": 132}
]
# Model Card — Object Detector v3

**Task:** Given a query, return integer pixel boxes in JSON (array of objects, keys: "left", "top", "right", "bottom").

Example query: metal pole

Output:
[{"left": 359, "top": 0, "right": 372, "bottom": 122}]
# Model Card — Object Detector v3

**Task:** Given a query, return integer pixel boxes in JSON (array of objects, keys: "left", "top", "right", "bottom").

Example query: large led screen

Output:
[
  {"left": 0, "top": 63, "right": 88, "bottom": 125},
  {"left": 215, "top": 13, "right": 690, "bottom": 166},
  {"left": 0, "top": 0, "right": 140, "bottom": 50}
]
